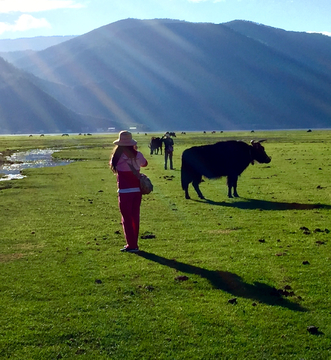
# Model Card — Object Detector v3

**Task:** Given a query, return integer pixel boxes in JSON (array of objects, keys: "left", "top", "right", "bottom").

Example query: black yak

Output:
[
  {"left": 181, "top": 140, "right": 271, "bottom": 199},
  {"left": 149, "top": 137, "right": 163, "bottom": 155}
]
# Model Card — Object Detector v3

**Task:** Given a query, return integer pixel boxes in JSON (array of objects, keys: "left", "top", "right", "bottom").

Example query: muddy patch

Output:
[
  {"left": 12, "top": 243, "right": 44, "bottom": 251},
  {"left": 0, "top": 253, "right": 24, "bottom": 263}
]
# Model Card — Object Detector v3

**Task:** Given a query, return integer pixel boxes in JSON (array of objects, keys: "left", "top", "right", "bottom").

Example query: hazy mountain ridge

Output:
[
  {"left": 224, "top": 20, "right": 331, "bottom": 77},
  {"left": 0, "top": 35, "right": 77, "bottom": 52},
  {"left": 0, "top": 57, "right": 116, "bottom": 133},
  {"left": 1, "top": 19, "right": 331, "bottom": 133},
  {"left": 0, "top": 36, "right": 77, "bottom": 71},
  {"left": 0, "top": 57, "right": 80, "bottom": 133}
]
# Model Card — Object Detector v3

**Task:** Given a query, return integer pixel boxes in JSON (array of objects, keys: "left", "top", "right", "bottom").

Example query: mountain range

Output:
[
  {"left": 0, "top": 35, "right": 76, "bottom": 52},
  {"left": 1, "top": 18, "right": 331, "bottom": 134}
]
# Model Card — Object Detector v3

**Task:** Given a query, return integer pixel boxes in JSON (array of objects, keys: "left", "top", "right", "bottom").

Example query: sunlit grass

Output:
[{"left": 0, "top": 131, "right": 330, "bottom": 359}]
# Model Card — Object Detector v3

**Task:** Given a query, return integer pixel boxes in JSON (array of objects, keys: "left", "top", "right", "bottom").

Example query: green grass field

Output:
[{"left": 0, "top": 131, "right": 330, "bottom": 359}]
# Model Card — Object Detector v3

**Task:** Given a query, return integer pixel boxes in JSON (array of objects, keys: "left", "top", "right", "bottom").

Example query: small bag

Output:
[
  {"left": 139, "top": 173, "right": 153, "bottom": 194},
  {"left": 127, "top": 162, "right": 153, "bottom": 195}
]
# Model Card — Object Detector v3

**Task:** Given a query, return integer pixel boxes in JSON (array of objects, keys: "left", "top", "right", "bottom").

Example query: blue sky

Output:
[{"left": 0, "top": 0, "right": 330, "bottom": 39}]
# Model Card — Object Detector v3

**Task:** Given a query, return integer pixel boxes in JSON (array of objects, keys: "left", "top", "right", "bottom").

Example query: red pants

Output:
[{"left": 118, "top": 192, "right": 142, "bottom": 249}]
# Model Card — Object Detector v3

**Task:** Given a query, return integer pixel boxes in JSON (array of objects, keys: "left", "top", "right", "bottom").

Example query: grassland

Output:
[{"left": 0, "top": 130, "right": 330, "bottom": 359}]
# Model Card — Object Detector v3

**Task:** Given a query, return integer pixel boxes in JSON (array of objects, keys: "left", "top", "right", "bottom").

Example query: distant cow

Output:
[
  {"left": 149, "top": 137, "right": 163, "bottom": 155},
  {"left": 181, "top": 140, "right": 271, "bottom": 199}
]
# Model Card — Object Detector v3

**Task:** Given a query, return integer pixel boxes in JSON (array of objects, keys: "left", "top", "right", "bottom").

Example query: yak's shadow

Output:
[
  {"left": 193, "top": 198, "right": 331, "bottom": 211},
  {"left": 136, "top": 251, "right": 306, "bottom": 312}
]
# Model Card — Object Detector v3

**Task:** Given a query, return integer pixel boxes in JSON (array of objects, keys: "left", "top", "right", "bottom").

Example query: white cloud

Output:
[
  {"left": 0, "top": 0, "right": 85, "bottom": 13},
  {"left": 307, "top": 31, "right": 331, "bottom": 37},
  {"left": 0, "top": 14, "right": 51, "bottom": 34}
]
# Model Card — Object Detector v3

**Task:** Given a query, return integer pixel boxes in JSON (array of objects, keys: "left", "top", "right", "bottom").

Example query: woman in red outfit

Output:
[{"left": 110, "top": 131, "right": 148, "bottom": 252}]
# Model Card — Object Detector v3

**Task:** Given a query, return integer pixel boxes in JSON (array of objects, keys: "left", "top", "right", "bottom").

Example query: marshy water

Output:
[{"left": 0, "top": 149, "right": 74, "bottom": 181}]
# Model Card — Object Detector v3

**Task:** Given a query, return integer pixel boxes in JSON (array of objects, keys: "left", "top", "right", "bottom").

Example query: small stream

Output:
[{"left": 0, "top": 149, "right": 74, "bottom": 181}]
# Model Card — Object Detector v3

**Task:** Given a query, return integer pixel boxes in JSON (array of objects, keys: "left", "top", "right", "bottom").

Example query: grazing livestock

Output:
[
  {"left": 181, "top": 140, "right": 271, "bottom": 199},
  {"left": 149, "top": 137, "right": 163, "bottom": 155}
]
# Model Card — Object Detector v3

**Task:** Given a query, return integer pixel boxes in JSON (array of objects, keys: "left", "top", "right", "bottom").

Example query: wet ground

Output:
[{"left": 0, "top": 149, "right": 74, "bottom": 181}]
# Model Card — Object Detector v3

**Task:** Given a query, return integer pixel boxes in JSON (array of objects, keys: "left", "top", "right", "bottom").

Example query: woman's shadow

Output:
[{"left": 136, "top": 251, "right": 306, "bottom": 312}]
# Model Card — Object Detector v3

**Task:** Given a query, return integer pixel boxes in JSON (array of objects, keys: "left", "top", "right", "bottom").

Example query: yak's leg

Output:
[
  {"left": 192, "top": 179, "right": 204, "bottom": 199},
  {"left": 227, "top": 175, "right": 239, "bottom": 198},
  {"left": 184, "top": 187, "right": 190, "bottom": 199},
  {"left": 182, "top": 181, "right": 191, "bottom": 199},
  {"left": 226, "top": 176, "right": 232, "bottom": 198},
  {"left": 233, "top": 176, "right": 239, "bottom": 197}
]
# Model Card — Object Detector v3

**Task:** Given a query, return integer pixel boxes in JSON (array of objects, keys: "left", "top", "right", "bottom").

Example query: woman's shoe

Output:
[{"left": 120, "top": 247, "right": 139, "bottom": 253}]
